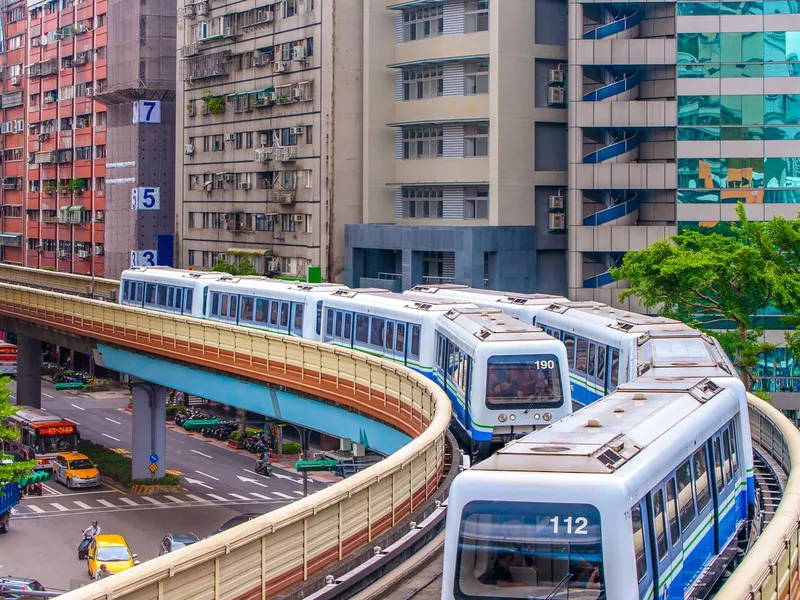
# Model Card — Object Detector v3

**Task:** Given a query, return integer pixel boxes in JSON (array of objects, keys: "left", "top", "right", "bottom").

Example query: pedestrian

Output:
[{"left": 94, "top": 563, "right": 111, "bottom": 580}]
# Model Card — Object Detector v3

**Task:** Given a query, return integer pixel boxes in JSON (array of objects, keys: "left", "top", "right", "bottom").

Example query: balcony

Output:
[
  {"left": 0, "top": 233, "right": 22, "bottom": 247},
  {"left": 254, "top": 148, "right": 272, "bottom": 163},
  {"left": 181, "top": 51, "right": 232, "bottom": 82},
  {"left": 266, "top": 190, "right": 295, "bottom": 204},
  {"left": 274, "top": 146, "right": 296, "bottom": 162}
]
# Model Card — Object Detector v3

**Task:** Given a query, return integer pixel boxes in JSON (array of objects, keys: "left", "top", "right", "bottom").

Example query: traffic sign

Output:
[
  {"left": 149, "top": 453, "right": 159, "bottom": 464},
  {"left": 295, "top": 459, "right": 339, "bottom": 473},
  {"left": 148, "top": 463, "right": 158, "bottom": 474}
]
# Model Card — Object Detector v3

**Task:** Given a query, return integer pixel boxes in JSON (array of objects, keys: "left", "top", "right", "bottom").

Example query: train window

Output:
[
  {"left": 370, "top": 318, "right": 385, "bottom": 348},
  {"left": 693, "top": 449, "right": 711, "bottom": 511},
  {"left": 229, "top": 296, "right": 237, "bottom": 318},
  {"left": 185, "top": 289, "right": 192, "bottom": 311},
  {"left": 221, "top": 295, "right": 229, "bottom": 317},
  {"left": 410, "top": 325, "right": 420, "bottom": 358},
  {"left": 344, "top": 313, "right": 352, "bottom": 340},
  {"left": 211, "top": 293, "right": 219, "bottom": 316},
  {"left": 167, "top": 287, "right": 175, "bottom": 308},
  {"left": 294, "top": 304, "right": 304, "bottom": 331},
  {"left": 123, "top": 281, "right": 131, "bottom": 300},
  {"left": 563, "top": 334, "right": 576, "bottom": 369},
  {"left": 242, "top": 297, "right": 254, "bottom": 321},
  {"left": 587, "top": 342, "right": 596, "bottom": 378},
  {"left": 326, "top": 309, "right": 334, "bottom": 336},
  {"left": 257, "top": 299, "right": 268, "bottom": 323},
  {"left": 631, "top": 503, "right": 647, "bottom": 582},
  {"left": 723, "top": 429, "right": 734, "bottom": 483},
  {"left": 609, "top": 348, "right": 619, "bottom": 389},
  {"left": 396, "top": 323, "right": 405, "bottom": 353},
  {"left": 175, "top": 288, "right": 183, "bottom": 311},
  {"left": 385, "top": 321, "right": 394, "bottom": 350},
  {"left": 145, "top": 284, "right": 156, "bottom": 305},
  {"left": 355, "top": 315, "right": 369, "bottom": 344},
  {"left": 666, "top": 478, "right": 680, "bottom": 545},
  {"left": 270, "top": 301, "right": 279, "bottom": 326},
  {"left": 335, "top": 311, "right": 343, "bottom": 338},
  {"left": 437, "top": 335, "right": 447, "bottom": 371},
  {"left": 157, "top": 285, "right": 168, "bottom": 306},
  {"left": 597, "top": 346, "right": 606, "bottom": 384},
  {"left": 136, "top": 283, "right": 144, "bottom": 303},
  {"left": 280, "top": 303, "right": 289, "bottom": 327},
  {"left": 576, "top": 338, "right": 588, "bottom": 374},
  {"left": 485, "top": 354, "right": 564, "bottom": 409},
  {"left": 677, "top": 460, "right": 696, "bottom": 531},
  {"left": 316, "top": 301, "right": 323, "bottom": 335},
  {"left": 730, "top": 421, "right": 739, "bottom": 474},
  {"left": 652, "top": 489, "right": 668, "bottom": 560},
  {"left": 713, "top": 437, "right": 725, "bottom": 492}
]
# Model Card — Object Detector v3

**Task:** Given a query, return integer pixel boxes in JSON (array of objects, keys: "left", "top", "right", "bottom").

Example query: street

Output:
[{"left": 2, "top": 379, "right": 330, "bottom": 592}]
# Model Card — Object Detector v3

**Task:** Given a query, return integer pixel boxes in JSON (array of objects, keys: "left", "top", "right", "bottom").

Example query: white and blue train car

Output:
[
  {"left": 204, "top": 277, "right": 345, "bottom": 340},
  {"left": 442, "top": 377, "right": 752, "bottom": 600},
  {"left": 119, "top": 267, "right": 229, "bottom": 318}
]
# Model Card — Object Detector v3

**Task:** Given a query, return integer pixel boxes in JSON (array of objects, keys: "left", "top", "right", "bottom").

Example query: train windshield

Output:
[
  {"left": 455, "top": 501, "right": 605, "bottom": 600},
  {"left": 485, "top": 355, "right": 564, "bottom": 409}
]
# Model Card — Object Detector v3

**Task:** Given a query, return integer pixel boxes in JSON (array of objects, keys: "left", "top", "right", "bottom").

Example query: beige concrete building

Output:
[
  {"left": 346, "top": 0, "right": 569, "bottom": 293},
  {"left": 175, "top": 0, "right": 362, "bottom": 281}
]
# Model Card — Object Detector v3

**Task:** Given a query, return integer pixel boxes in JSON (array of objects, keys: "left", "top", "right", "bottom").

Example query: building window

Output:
[
  {"left": 281, "top": 213, "right": 297, "bottom": 233},
  {"left": 212, "top": 134, "right": 224, "bottom": 151},
  {"left": 464, "top": 122, "right": 489, "bottom": 157},
  {"left": 402, "top": 126, "right": 443, "bottom": 159},
  {"left": 95, "top": 112, "right": 107, "bottom": 127},
  {"left": 465, "top": 61, "right": 489, "bottom": 95},
  {"left": 75, "top": 146, "right": 92, "bottom": 160},
  {"left": 188, "top": 250, "right": 196, "bottom": 266},
  {"left": 95, "top": 177, "right": 105, "bottom": 193},
  {"left": 284, "top": 0, "right": 296, "bottom": 18},
  {"left": 465, "top": 185, "right": 489, "bottom": 219},
  {"left": 402, "top": 6, "right": 443, "bottom": 41},
  {"left": 402, "top": 187, "right": 444, "bottom": 219},
  {"left": 95, "top": 145, "right": 106, "bottom": 159},
  {"left": 403, "top": 65, "right": 443, "bottom": 100},
  {"left": 465, "top": 1, "right": 489, "bottom": 33}
]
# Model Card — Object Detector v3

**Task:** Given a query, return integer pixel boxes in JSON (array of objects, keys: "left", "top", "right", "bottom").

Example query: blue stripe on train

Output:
[
  {"left": 423, "top": 369, "right": 492, "bottom": 442},
  {"left": 570, "top": 381, "right": 604, "bottom": 406}
]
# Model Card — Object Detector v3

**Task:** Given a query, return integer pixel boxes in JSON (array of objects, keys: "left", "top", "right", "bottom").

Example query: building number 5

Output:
[{"left": 141, "top": 188, "right": 156, "bottom": 209}]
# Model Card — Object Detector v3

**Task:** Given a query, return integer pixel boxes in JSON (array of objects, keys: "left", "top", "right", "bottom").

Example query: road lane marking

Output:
[
  {"left": 70, "top": 404, "right": 85, "bottom": 411},
  {"left": 96, "top": 499, "right": 116, "bottom": 508},
  {"left": 42, "top": 393, "right": 54, "bottom": 399},
  {"left": 292, "top": 490, "right": 304, "bottom": 495},
  {"left": 228, "top": 493, "right": 250, "bottom": 501},
  {"left": 190, "top": 449, "right": 213, "bottom": 459},
  {"left": 74, "top": 501, "right": 92, "bottom": 510},
  {"left": 50, "top": 503, "right": 68, "bottom": 512},
  {"left": 119, "top": 497, "right": 139, "bottom": 506},
  {"left": 101, "top": 433, "right": 121, "bottom": 442},
  {"left": 272, "top": 492, "right": 293, "bottom": 500},
  {"left": 184, "top": 477, "right": 213, "bottom": 490},
  {"left": 27, "top": 505, "right": 45, "bottom": 513},
  {"left": 41, "top": 483, "right": 61, "bottom": 496},
  {"left": 186, "top": 494, "right": 208, "bottom": 502},
  {"left": 141, "top": 497, "right": 163, "bottom": 505},
  {"left": 105, "top": 417, "right": 122, "bottom": 425},
  {"left": 195, "top": 470, "right": 218, "bottom": 481},
  {"left": 249, "top": 492, "right": 271, "bottom": 500},
  {"left": 207, "top": 494, "right": 227, "bottom": 502},
  {"left": 163, "top": 496, "right": 184, "bottom": 504}
]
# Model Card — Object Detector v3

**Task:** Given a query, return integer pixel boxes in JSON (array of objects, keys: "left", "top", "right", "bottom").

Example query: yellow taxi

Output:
[
  {"left": 86, "top": 534, "right": 139, "bottom": 577},
  {"left": 52, "top": 452, "right": 100, "bottom": 489}
]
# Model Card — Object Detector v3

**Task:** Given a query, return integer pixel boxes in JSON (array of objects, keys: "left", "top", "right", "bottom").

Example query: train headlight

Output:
[
  {"left": 509, "top": 414, "right": 516, "bottom": 421},
  {"left": 543, "top": 412, "right": 552, "bottom": 422},
  {"left": 498, "top": 414, "right": 507, "bottom": 423},
  {"left": 534, "top": 413, "right": 541, "bottom": 420}
]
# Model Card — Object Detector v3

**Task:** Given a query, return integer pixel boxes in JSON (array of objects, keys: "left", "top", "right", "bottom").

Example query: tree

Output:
[
  {"left": 611, "top": 203, "right": 800, "bottom": 390},
  {"left": 212, "top": 258, "right": 258, "bottom": 276},
  {"left": 0, "top": 376, "right": 35, "bottom": 484}
]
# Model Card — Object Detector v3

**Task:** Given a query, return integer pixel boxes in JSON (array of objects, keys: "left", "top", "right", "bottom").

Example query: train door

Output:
[
  {"left": 395, "top": 322, "right": 407, "bottom": 366},
  {"left": 343, "top": 312, "right": 354, "bottom": 348},
  {"left": 632, "top": 500, "right": 656, "bottom": 600},
  {"left": 290, "top": 302, "right": 304, "bottom": 336},
  {"left": 279, "top": 301, "right": 290, "bottom": 333},
  {"left": 384, "top": 320, "right": 397, "bottom": 361},
  {"left": 713, "top": 428, "right": 737, "bottom": 549},
  {"left": 664, "top": 475, "right": 684, "bottom": 598},
  {"left": 596, "top": 345, "right": 607, "bottom": 395},
  {"left": 649, "top": 486, "right": 672, "bottom": 600},
  {"left": 607, "top": 347, "right": 620, "bottom": 392},
  {"left": 586, "top": 342, "right": 602, "bottom": 401},
  {"left": 710, "top": 434, "right": 729, "bottom": 552}
]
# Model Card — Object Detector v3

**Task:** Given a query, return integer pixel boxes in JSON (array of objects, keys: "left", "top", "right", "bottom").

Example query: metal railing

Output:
[
  {"left": 716, "top": 394, "right": 800, "bottom": 599},
  {"left": 0, "top": 281, "right": 451, "bottom": 600},
  {"left": 0, "top": 263, "right": 118, "bottom": 301}
]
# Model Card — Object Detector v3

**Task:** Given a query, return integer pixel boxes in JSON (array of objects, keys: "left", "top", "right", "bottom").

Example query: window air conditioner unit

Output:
[
  {"left": 10, "top": 76, "right": 19, "bottom": 86},
  {"left": 292, "top": 46, "right": 306, "bottom": 62},
  {"left": 291, "top": 126, "right": 304, "bottom": 136},
  {"left": 77, "top": 250, "right": 90, "bottom": 258},
  {"left": 237, "top": 181, "right": 251, "bottom": 190},
  {"left": 548, "top": 69, "right": 565, "bottom": 84},
  {"left": 223, "top": 173, "right": 235, "bottom": 182},
  {"left": 268, "top": 259, "right": 281, "bottom": 272},
  {"left": 76, "top": 24, "right": 90, "bottom": 33},
  {"left": 203, "top": 180, "right": 213, "bottom": 191},
  {"left": 547, "top": 87, "right": 565, "bottom": 105},
  {"left": 548, "top": 195, "right": 564, "bottom": 210},
  {"left": 260, "top": 133, "right": 269, "bottom": 147},
  {"left": 85, "top": 87, "right": 94, "bottom": 97},
  {"left": 94, "top": 246, "right": 104, "bottom": 256},
  {"left": 291, "top": 214, "right": 304, "bottom": 223},
  {"left": 57, "top": 250, "right": 69, "bottom": 259},
  {"left": 226, "top": 133, "right": 236, "bottom": 142},
  {"left": 184, "top": 143, "right": 195, "bottom": 155},
  {"left": 548, "top": 213, "right": 566, "bottom": 232},
  {"left": 273, "top": 60, "right": 287, "bottom": 74}
]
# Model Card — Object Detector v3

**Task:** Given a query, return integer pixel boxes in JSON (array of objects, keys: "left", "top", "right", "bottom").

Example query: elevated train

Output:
[{"left": 118, "top": 268, "right": 572, "bottom": 451}]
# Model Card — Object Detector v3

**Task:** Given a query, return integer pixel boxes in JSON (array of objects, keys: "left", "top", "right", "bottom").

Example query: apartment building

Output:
[
  {"left": 176, "top": 0, "right": 362, "bottom": 281},
  {"left": 345, "top": 0, "right": 568, "bottom": 294}
]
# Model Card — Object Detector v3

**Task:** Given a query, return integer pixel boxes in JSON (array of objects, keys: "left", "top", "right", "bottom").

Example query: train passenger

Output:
[
  {"left": 479, "top": 550, "right": 526, "bottom": 588},
  {"left": 571, "top": 559, "right": 601, "bottom": 590}
]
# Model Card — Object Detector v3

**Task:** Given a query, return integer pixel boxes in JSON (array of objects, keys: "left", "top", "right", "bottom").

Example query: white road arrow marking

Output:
[
  {"left": 194, "top": 470, "right": 218, "bottom": 481},
  {"left": 272, "top": 472, "right": 304, "bottom": 484},
  {"left": 184, "top": 477, "right": 214, "bottom": 490},
  {"left": 236, "top": 475, "right": 269, "bottom": 489}
]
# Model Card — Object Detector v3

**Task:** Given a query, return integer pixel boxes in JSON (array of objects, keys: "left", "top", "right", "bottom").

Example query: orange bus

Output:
[
  {"left": 0, "top": 341, "right": 17, "bottom": 377},
  {"left": 5, "top": 407, "right": 80, "bottom": 470}
]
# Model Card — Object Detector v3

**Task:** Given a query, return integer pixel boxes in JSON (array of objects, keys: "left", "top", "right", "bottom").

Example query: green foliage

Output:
[
  {"left": 245, "top": 428, "right": 262, "bottom": 437},
  {"left": 165, "top": 404, "right": 187, "bottom": 416},
  {"left": 612, "top": 202, "right": 800, "bottom": 390},
  {"left": 228, "top": 431, "right": 243, "bottom": 442},
  {"left": 68, "top": 178, "right": 86, "bottom": 194},
  {"left": 78, "top": 440, "right": 181, "bottom": 487},
  {"left": 130, "top": 476, "right": 181, "bottom": 486},
  {"left": 282, "top": 442, "right": 301, "bottom": 454},
  {"left": 0, "top": 377, "right": 36, "bottom": 485},
  {"left": 212, "top": 258, "right": 258, "bottom": 276},
  {"left": 201, "top": 90, "right": 225, "bottom": 115}
]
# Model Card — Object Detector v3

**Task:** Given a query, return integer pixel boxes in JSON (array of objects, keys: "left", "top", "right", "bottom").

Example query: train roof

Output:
[
  {"left": 407, "top": 285, "right": 566, "bottom": 307},
  {"left": 636, "top": 329, "right": 735, "bottom": 378},
  {"left": 122, "top": 267, "right": 228, "bottom": 282},
  {"left": 328, "top": 288, "right": 476, "bottom": 312},
  {"left": 542, "top": 301, "right": 684, "bottom": 332},
  {"left": 474, "top": 378, "right": 735, "bottom": 475},
  {"left": 440, "top": 308, "right": 555, "bottom": 343},
  {"left": 210, "top": 276, "right": 345, "bottom": 294}
]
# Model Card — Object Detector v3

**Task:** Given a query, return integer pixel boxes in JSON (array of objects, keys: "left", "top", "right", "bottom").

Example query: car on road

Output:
[
  {"left": 86, "top": 534, "right": 139, "bottom": 577},
  {"left": 158, "top": 532, "right": 200, "bottom": 555},
  {"left": 52, "top": 452, "right": 101, "bottom": 489},
  {"left": 0, "top": 575, "right": 46, "bottom": 598},
  {"left": 210, "top": 513, "right": 261, "bottom": 536}
]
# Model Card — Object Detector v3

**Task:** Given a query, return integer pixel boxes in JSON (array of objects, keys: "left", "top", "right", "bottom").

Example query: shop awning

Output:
[{"left": 68, "top": 206, "right": 82, "bottom": 213}]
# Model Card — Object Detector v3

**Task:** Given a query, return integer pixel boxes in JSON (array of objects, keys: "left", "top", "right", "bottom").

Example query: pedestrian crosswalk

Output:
[{"left": 11, "top": 490, "right": 301, "bottom": 517}]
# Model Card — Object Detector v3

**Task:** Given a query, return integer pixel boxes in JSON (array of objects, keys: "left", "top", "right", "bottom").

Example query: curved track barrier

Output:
[
  {"left": 717, "top": 394, "right": 800, "bottom": 599},
  {"left": 0, "top": 282, "right": 451, "bottom": 600},
  {"left": 0, "top": 263, "right": 119, "bottom": 301}
]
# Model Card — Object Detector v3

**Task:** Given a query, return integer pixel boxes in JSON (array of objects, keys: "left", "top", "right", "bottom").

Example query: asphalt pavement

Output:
[{"left": 1, "top": 379, "right": 331, "bottom": 592}]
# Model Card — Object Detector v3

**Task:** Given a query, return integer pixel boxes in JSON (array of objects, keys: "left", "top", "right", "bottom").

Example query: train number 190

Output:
[
  {"left": 535, "top": 360, "right": 556, "bottom": 370},
  {"left": 549, "top": 516, "right": 589, "bottom": 535}
]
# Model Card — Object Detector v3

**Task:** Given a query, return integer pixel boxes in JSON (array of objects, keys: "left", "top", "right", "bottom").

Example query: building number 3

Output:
[{"left": 550, "top": 516, "right": 589, "bottom": 535}]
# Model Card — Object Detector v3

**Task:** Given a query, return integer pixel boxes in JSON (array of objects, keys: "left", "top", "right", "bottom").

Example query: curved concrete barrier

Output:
[
  {"left": 0, "top": 282, "right": 451, "bottom": 600},
  {"left": 0, "top": 263, "right": 119, "bottom": 301},
  {"left": 716, "top": 394, "right": 800, "bottom": 599}
]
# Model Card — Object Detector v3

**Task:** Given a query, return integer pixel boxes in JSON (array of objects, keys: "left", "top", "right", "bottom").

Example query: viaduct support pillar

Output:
[
  {"left": 131, "top": 380, "right": 167, "bottom": 479},
  {"left": 15, "top": 336, "right": 42, "bottom": 408}
]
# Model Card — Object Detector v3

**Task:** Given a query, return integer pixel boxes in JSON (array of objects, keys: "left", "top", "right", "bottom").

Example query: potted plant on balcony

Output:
[
  {"left": 44, "top": 181, "right": 57, "bottom": 195},
  {"left": 68, "top": 178, "right": 86, "bottom": 195}
]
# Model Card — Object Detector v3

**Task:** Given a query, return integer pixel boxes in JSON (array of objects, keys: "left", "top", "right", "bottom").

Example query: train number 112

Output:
[{"left": 549, "top": 516, "right": 589, "bottom": 535}]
